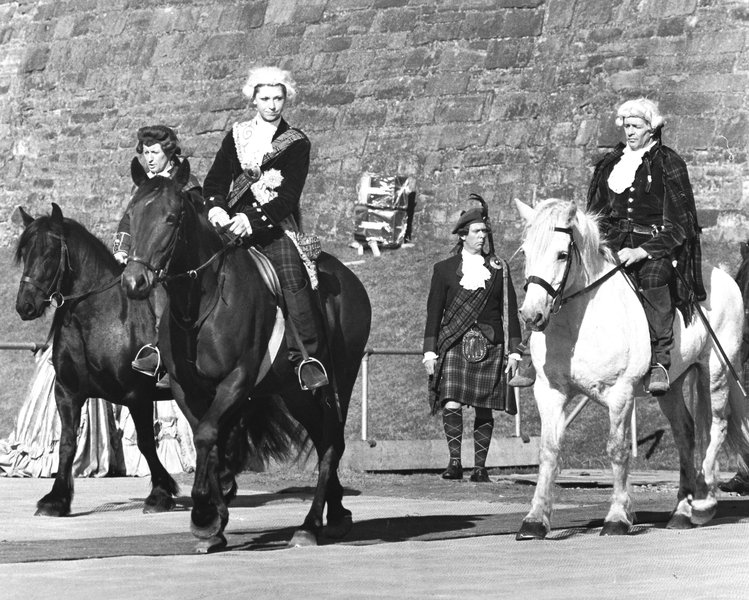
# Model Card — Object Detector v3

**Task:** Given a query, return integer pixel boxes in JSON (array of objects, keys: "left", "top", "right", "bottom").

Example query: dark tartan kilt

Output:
[{"left": 438, "top": 341, "right": 506, "bottom": 410}]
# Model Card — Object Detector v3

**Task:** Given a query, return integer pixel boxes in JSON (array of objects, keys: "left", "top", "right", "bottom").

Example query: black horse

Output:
[
  {"left": 720, "top": 241, "right": 749, "bottom": 495},
  {"left": 121, "top": 160, "right": 371, "bottom": 552},
  {"left": 14, "top": 203, "right": 178, "bottom": 515}
]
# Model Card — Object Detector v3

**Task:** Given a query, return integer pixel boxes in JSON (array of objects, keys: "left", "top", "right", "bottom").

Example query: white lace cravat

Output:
[
  {"left": 607, "top": 141, "right": 655, "bottom": 194},
  {"left": 233, "top": 115, "right": 279, "bottom": 171},
  {"left": 459, "top": 250, "right": 491, "bottom": 290}
]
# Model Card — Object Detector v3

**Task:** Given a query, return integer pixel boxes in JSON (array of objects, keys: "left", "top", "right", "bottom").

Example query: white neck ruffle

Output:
[
  {"left": 459, "top": 250, "right": 491, "bottom": 290},
  {"left": 607, "top": 141, "right": 655, "bottom": 194}
]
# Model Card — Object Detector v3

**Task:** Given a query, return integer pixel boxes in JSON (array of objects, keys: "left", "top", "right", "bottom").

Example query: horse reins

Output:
[
  {"left": 524, "top": 226, "right": 626, "bottom": 312},
  {"left": 126, "top": 196, "right": 242, "bottom": 285}
]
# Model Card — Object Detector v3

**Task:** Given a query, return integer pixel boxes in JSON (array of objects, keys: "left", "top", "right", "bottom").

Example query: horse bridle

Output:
[
  {"left": 20, "top": 233, "right": 71, "bottom": 308},
  {"left": 126, "top": 191, "right": 241, "bottom": 285},
  {"left": 524, "top": 226, "right": 579, "bottom": 314},
  {"left": 524, "top": 226, "right": 628, "bottom": 314}
]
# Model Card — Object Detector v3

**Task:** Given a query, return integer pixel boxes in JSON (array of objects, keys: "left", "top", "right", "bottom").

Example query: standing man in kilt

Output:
[{"left": 423, "top": 205, "right": 522, "bottom": 482}]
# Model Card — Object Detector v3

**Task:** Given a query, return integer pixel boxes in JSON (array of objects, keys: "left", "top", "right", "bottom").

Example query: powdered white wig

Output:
[
  {"left": 242, "top": 66, "right": 298, "bottom": 101},
  {"left": 615, "top": 98, "right": 664, "bottom": 130}
]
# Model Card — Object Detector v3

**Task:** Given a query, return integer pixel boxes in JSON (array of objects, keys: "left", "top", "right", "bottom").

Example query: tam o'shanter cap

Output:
[{"left": 452, "top": 207, "right": 485, "bottom": 234}]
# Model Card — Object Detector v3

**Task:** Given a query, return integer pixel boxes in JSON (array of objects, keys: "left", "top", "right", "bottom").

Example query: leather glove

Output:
[{"left": 114, "top": 251, "right": 128, "bottom": 265}]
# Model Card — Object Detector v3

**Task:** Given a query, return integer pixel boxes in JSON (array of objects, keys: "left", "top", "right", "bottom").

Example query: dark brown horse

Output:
[
  {"left": 14, "top": 203, "right": 178, "bottom": 515},
  {"left": 121, "top": 160, "right": 371, "bottom": 551},
  {"left": 719, "top": 241, "right": 749, "bottom": 495}
]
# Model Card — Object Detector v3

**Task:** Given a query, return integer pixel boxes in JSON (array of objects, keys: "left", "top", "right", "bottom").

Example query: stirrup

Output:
[
  {"left": 297, "top": 357, "right": 329, "bottom": 391},
  {"left": 647, "top": 363, "right": 670, "bottom": 396},
  {"left": 132, "top": 344, "right": 161, "bottom": 377}
]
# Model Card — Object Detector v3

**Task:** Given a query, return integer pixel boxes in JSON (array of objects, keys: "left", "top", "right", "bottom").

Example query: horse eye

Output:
[
  {"left": 166, "top": 213, "right": 178, "bottom": 224},
  {"left": 558, "top": 251, "right": 569, "bottom": 260}
]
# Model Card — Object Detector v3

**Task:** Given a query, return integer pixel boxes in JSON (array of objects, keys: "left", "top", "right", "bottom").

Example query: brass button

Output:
[{"left": 627, "top": 207, "right": 633, "bottom": 213}]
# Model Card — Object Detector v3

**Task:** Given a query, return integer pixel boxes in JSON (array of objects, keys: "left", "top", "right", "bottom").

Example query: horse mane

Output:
[
  {"left": 15, "top": 212, "right": 115, "bottom": 269},
  {"left": 523, "top": 198, "right": 615, "bottom": 282}
]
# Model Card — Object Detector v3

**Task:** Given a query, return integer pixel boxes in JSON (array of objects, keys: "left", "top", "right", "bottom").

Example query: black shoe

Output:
[
  {"left": 132, "top": 345, "right": 161, "bottom": 377},
  {"left": 441, "top": 459, "right": 463, "bottom": 480},
  {"left": 469, "top": 467, "right": 490, "bottom": 482},
  {"left": 719, "top": 473, "right": 749, "bottom": 495},
  {"left": 648, "top": 363, "right": 670, "bottom": 396},
  {"left": 509, "top": 354, "right": 535, "bottom": 388},
  {"left": 156, "top": 373, "right": 171, "bottom": 389}
]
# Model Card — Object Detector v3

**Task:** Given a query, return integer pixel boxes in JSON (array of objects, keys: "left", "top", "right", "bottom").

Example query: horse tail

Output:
[
  {"left": 725, "top": 379, "right": 749, "bottom": 472},
  {"left": 222, "top": 395, "right": 311, "bottom": 474}
]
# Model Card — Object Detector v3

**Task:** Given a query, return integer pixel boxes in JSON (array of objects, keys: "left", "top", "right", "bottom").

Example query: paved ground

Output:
[{"left": 1, "top": 469, "right": 748, "bottom": 599}]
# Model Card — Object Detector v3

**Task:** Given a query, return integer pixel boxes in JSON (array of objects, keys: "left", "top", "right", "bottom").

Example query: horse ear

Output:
[
  {"left": 567, "top": 200, "right": 578, "bottom": 224},
  {"left": 11, "top": 206, "right": 35, "bottom": 227},
  {"left": 131, "top": 157, "right": 148, "bottom": 187},
  {"left": 514, "top": 198, "right": 536, "bottom": 225},
  {"left": 174, "top": 158, "right": 191, "bottom": 189},
  {"left": 51, "top": 202, "right": 64, "bottom": 224}
]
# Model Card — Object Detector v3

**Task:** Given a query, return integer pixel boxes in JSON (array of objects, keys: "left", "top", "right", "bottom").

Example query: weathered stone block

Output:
[
  {"left": 339, "top": 100, "right": 388, "bottom": 129},
  {"left": 321, "top": 36, "right": 353, "bottom": 53},
  {"left": 500, "top": 10, "right": 543, "bottom": 38},
  {"left": 386, "top": 98, "right": 437, "bottom": 127},
  {"left": 640, "top": 0, "right": 697, "bottom": 18},
  {"left": 572, "top": 0, "right": 616, "bottom": 26},
  {"left": 373, "top": 9, "right": 421, "bottom": 33},
  {"left": 425, "top": 72, "right": 469, "bottom": 96},
  {"left": 293, "top": 0, "right": 326, "bottom": 24},
  {"left": 21, "top": 46, "right": 50, "bottom": 73},
  {"left": 460, "top": 12, "right": 504, "bottom": 39},
  {"left": 435, "top": 95, "right": 487, "bottom": 124}
]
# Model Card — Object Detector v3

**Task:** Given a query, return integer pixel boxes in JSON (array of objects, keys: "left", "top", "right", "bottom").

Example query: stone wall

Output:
[{"left": 1, "top": 0, "right": 748, "bottom": 247}]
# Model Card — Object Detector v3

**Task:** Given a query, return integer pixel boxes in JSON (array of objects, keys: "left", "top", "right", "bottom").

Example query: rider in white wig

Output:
[
  {"left": 587, "top": 97, "right": 704, "bottom": 396},
  {"left": 242, "top": 66, "right": 298, "bottom": 102}
]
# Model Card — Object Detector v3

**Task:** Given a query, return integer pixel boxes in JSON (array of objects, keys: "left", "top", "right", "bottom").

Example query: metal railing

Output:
[{"left": 0, "top": 342, "right": 46, "bottom": 352}]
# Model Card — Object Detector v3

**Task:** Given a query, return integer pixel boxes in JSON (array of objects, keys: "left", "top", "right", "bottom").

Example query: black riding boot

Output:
[
  {"left": 641, "top": 284, "right": 674, "bottom": 396},
  {"left": 284, "top": 281, "right": 329, "bottom": 390}
]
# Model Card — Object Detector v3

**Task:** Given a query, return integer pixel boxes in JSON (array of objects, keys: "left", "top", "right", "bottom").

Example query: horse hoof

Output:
[
  {"left": 289, "top": 529, "right": 318, "bottom": 547},
  {"left": 516, "top": 520, "right": 548, "bottom": 541},
  {"left": 190, "top": 514, "right": 223, "bottom": 539},
  {"left": 35, "top": 501, "right": 70, "bottom": 517},
  {"left": 143, "top": 494, "right": 176, "bottom": 514},
  {"left": 195, "top": 534, "right": 227, "bottom": 554},
  {"left": 690, "top": 499, "right": 717, "bottom": 526},
  {"left": 666, "top": 513, "right": 694, "bottom": 530},
  {"left": 600, "top": 520, "right": 630, "bottom": 536},
  {"left": 325, "top": 514, "right": 353, "bottom": 539}
]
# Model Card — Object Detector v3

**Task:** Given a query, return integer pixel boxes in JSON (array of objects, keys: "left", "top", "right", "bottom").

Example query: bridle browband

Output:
[{"left": 524, "top": 225, "right": 625, "bottom": 314}]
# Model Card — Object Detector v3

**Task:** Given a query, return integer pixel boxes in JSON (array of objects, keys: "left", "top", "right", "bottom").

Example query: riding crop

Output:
[{"left": 672, "top": 260, "right": 748, "bottom": 399}]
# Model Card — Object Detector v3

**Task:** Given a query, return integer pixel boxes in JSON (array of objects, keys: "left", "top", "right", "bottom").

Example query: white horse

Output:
[{"left": 515, "top": 198, "right": 749, "bottom": 539}]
